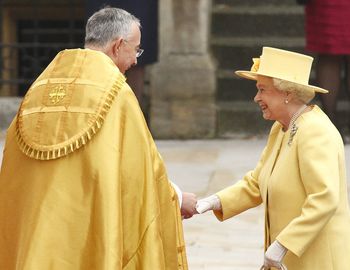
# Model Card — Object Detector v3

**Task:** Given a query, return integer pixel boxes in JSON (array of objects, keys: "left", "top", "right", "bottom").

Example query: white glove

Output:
[
  {"left": 196, "top": 195, "right": 221, "bottom": 214},
  {"left": 264, "top": 240, "right": 288, "bottom": 269}
]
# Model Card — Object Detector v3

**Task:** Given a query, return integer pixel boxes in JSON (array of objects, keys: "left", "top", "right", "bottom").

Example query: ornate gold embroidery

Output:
[
  {"left": 49, "top": 85, "right": 67, "bottom": 104},
  {"left": 16, "top": 74, "right": 126, "bottom": 160}
]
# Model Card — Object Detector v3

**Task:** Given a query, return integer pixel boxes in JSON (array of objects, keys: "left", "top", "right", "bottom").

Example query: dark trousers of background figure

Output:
[{"left": 316, "top": 54, "right": 350, "bottom": 142}]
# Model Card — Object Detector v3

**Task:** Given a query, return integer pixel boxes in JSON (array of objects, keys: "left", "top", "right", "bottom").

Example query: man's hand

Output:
[
  {"left": 264, "top": 240, "right": 288, "bottom": 269},
  {"left": 196, "top": 194, "right": 221, "bottom": 214},
  {"left": 181, "top": 192, "right": 198, "bottom": 219}
]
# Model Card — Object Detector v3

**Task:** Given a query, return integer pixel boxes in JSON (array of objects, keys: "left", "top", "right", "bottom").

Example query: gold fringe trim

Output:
[{"left": 15, "top": 73, "right": 126, "bottom": 161}]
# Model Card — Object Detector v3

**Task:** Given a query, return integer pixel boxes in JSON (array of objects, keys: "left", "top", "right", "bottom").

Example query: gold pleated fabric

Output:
[{"left": 0, "top": 49, "right": 188, "bottom": 270}]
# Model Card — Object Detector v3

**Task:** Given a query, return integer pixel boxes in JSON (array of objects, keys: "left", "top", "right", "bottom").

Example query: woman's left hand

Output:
[{"left": 264, "top": 240, "right": 288, "bottom": 269}]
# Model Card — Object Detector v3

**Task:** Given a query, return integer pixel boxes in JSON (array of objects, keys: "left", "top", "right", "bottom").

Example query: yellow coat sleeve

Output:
[
  {"left": 214, "top": 123, "right": 281, "bottom": 221},
  {"left": 214, "top": 149, "right": 265, "bottom": 221}
]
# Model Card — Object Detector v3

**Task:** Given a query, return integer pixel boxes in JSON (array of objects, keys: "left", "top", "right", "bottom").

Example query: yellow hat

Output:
[{"left": 235, "top": 47, "right": 328, "bottom": 93}]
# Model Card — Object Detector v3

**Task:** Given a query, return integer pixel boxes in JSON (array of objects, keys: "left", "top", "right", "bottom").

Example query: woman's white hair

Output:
[
  {"left": 273, "top": 78, "right": 315, "bottom": 104},
  {"left": 85, "top": 7, "right": 140, "bottom": 49}
]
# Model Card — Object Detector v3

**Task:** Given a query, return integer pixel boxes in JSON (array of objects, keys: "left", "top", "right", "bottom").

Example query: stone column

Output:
[{"left": 149, "top": 0, "right": 216, "bottom": 138}]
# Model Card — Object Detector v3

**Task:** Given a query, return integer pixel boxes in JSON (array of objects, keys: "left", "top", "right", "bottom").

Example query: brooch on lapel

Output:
[
  {"left": 288, "top": 123, "right": 298, "bottom": 146},
  {"left": 287, "top": 104, "right": 307, "bottom": 146}
]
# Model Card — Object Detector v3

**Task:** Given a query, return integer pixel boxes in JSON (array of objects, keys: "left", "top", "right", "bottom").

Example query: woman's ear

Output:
[{"left": 286, "top": 91, "right": 293, "bottom": 99}]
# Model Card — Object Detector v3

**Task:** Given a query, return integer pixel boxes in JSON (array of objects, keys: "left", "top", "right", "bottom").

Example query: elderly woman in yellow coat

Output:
[{"left": 197, "top": 47, "right": 350, "bottom": 270}]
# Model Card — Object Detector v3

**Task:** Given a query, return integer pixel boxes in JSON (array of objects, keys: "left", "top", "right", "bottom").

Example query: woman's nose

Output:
[{"left": 254, "top": 91, "right": 260, "bottom": 103}]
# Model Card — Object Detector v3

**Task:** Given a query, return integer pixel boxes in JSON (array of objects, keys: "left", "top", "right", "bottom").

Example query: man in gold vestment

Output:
[{"left": 0, "top": 7, "right": 195, "bottom": 270}]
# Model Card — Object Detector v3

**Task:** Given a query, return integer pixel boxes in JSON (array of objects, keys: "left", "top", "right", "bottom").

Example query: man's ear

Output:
[{"left": 111, "top": 38, "right": 123, "bottom": 57}]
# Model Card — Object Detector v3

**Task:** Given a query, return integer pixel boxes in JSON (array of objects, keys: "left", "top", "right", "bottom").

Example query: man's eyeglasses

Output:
[{"left": 123, "top": 40, "right": 144, "bottom": 58}]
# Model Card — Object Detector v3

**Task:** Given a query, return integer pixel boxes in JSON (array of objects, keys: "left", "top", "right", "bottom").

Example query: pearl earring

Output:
[{"left": 284, "top": 99, "right": 289, "bottom": 104}]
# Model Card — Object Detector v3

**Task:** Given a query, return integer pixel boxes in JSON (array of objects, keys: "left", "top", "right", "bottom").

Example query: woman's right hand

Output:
[{"left": 196, "top": 194, "right": 222, "bottom": 214}]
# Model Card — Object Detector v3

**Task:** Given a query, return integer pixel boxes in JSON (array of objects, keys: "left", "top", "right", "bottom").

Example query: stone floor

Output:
[{"left": 1, "top": 137, "right": 350, "bottom": 269}]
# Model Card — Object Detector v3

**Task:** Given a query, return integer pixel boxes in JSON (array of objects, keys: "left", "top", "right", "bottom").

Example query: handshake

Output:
[{"left": 181, "top": 193, "right": 221, "bottom": 219}]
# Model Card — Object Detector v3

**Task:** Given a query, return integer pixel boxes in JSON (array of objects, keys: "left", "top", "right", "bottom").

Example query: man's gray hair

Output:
[
  {"left": 85, "top": 7, "right": 140, "bottom": 48},
  {"left": 273, "top": 78, "right": 315, "bottom": 104}
]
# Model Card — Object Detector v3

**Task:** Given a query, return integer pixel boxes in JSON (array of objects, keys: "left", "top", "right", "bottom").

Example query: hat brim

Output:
[{"left": 235, "top": 70, "right": 329, "bottom": 94}]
